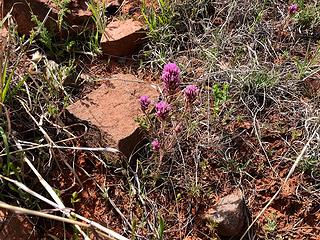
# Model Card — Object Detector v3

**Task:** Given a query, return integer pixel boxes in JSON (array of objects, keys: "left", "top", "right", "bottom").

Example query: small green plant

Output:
[
  {"left": 130, "top": 217, "right": 138, "bottom": 240},
  {"left": 30, "top": 14, "right": 54, "bottom": 53},
  {"left": 142, "top": 0, "right": 173, "bottom": 41},
  {"left": 212, "top": 83, "right": 229, "bottom": 114},
  {"left": 44, "top": 58, "right": 75, "bottom": 93},
  {"left": 253, "top": 70, "right": 277, "bottom": 88},
  {"left": 157, "top": 214, "right": 165, "bottom": 240},
  {"left": 0, "top": 126, "right": 10, "bottom": 175},
  {"left": 30, "top": 9, "right": 78, "bottom": 57},
  {"left": 294, "top": 47, "right": 320, "bottom": 79},
  {"left": 52, "top": 0, "right": 72, "bottom": 31},
  {"left": 301, "top": 157, "right": 320, "bottom": 177},
  {"left": 87, "top": 0, "right": 108, "bottom": 34},
  {"left": 70, "top": 191, "right": 80, "bottom": 207},
  {"left": 187, "top": 182, "right": 201, "bottom": 198},
  {"left": 0, "top": 55, "right": 18, "bottom": 104},
  {"left": 47, "top": 104, "right": 59, "bottom": 117},
  {"left": 0, "top": 30, "right": 22, "bottom": 105},
  {"left": 243, "top": 69, "right": 278, "bottom": 94},
  {"left": 264, "top": 214, "right": 277, "bottom": 233},
  {"left": 294, "top": 57, "right": 311, "bottom": 79},
  {"left": 134, "top": 115, "right": 151, "bottom": 131},
  {"left": 86, "top": 0, "right": 108, "bottom": 54},
  {"left": 206, "top": 218, "right": 219, "bottom": 236},
  {"left": 141, "top": 0, "right": 174, "bottom": 66},
  {"left": 293, "top": 3, "right": 320, "bottom": 28},
  {"left": 87, "top": 30, "right": 102, "bottom": 55}
]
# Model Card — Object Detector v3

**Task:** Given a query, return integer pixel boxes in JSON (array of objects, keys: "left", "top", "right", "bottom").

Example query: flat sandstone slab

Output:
[{"left": 67, "top": 74, "right": 158, "bottom": 156}]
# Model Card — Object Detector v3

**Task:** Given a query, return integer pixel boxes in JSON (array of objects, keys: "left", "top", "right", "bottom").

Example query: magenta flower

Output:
[
  {"left": 139, "top": 95, "right": 151, "bottom": 111},
  {"left": 184, "top": 85, "right": 199, "bottom": 103},
  {"left": 161, "top": 62, "right": 181, "bottom": 93},
  {"left": 155, "top": 101, "right": 171, "bottom": 120},
  {"left": 151, "top": 139, "right": 160, "bottom": 151},
  {"left": 289, "top": 4, "right": 298, "bottom": 14}
]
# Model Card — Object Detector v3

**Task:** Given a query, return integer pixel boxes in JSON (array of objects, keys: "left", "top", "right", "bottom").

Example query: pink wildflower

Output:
[
  {"left": 161, "top": 62, "right": 181, "bottom": 93},
  {"left": 184, "top": 85, "right": 199, "bottom": 103},
  {"left": 151, "top": 139, "right": 160, "bottom": 151},
  {"left": 139, "top": 95, "right": 151, "bottom": 111},
  {"left": 155, "top": 101, "right": 171, "bottom": 120},
  {"left": 289, "top": 4, "right": 298, "bottom": 14}
]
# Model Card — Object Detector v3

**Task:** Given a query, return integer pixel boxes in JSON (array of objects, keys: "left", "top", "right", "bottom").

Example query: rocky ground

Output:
[{"left": 0, "top": 0, "right": 320, "bottom": 240}]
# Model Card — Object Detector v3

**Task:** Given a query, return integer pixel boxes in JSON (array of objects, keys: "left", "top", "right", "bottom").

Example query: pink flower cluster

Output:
[
  {"left": 184, "top": 84, "right": 199, "bottom": 103},
  {"left": 155, "top": 101, "right": 171, "bottom": 120},
  {"left": 161, "top": 62, "right": 181, "bottom": 93},
  {"left": 139, "top": 95, "right": 151, "bottom": 111},
  {"left": 151, "top": 139, "right": 160, "bottom": 151},
  {"left": 289, "top": 4, "right": 298, "bottom": 14},
  {"left": 139, "top": 62, "right": 200, "bottom": 152}
]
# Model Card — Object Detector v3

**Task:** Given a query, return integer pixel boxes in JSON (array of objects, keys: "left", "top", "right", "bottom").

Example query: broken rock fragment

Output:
[
  {"left": 100, "top": 19, "right": 147, "bottom": 56},
  {"left": 2, "top": 0, "right": 92, "bottom": 37},
  {"left": 67, "top": 74, "right": 158, "bottom": 157},
  {"left": 204, "top": 189, "right": 248, "bottom": 238}
]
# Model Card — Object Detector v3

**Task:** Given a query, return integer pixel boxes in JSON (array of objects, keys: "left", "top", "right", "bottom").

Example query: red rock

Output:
[
  {"left": 2, "top": 0, "right": 92, "bottom": 37},
  {"left": 67, "top": 74, "right": 158, "bottom": 157},
  {"left": 100, "top": 19, "right": 147, "bottom": 56},
  {"left": 204, "top": 189, "right": 248, "bottom": 237}
]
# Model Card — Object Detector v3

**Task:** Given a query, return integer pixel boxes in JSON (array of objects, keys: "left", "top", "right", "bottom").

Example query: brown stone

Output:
[
  {"left": 2, "top": 0, "right": 92, "bottom": 37},
  {"left": 100, "top": 19, "right": 147, "bottom": 56},
  {"left": 204, "top": 189, "right": 247, "bottom": 238},
  {"left": 67, "top": 73, "right": 158, "bottom": 157}
]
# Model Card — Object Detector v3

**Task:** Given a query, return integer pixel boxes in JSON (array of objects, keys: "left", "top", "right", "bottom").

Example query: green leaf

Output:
[{"left": 158, "top": 214, "right": 165, "bottom": 240}]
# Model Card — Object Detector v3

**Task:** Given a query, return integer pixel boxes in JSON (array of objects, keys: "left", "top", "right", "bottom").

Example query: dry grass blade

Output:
[
  {"left": 18, "top": 98, "right": 84, "bottom": 190},
  {"left": 13, "top": 138, "right": 90, "bottom": 239},
  {"left": 0, "top": 175, "right": 130, "bottom": 240},
  {"left": 0, "top": 201, "right": 89, "bottom": 227},
  {"left": 71, "top": 213, "right": 130, "bottom": 240},
  {"left": 0, "top": 174, "right": 69, "bottom": 211},
  {"left": 14, "top": 8, "right": 52, "bottom": 53},
  {"left": 0, "top": 144, "right": 120, "bottom": 157},
  {"left": 14, "top": 139, "right": 64, "bottom": 207},
  {"left": 50, "top": 145, "right": 120, "bottom": 153}
]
